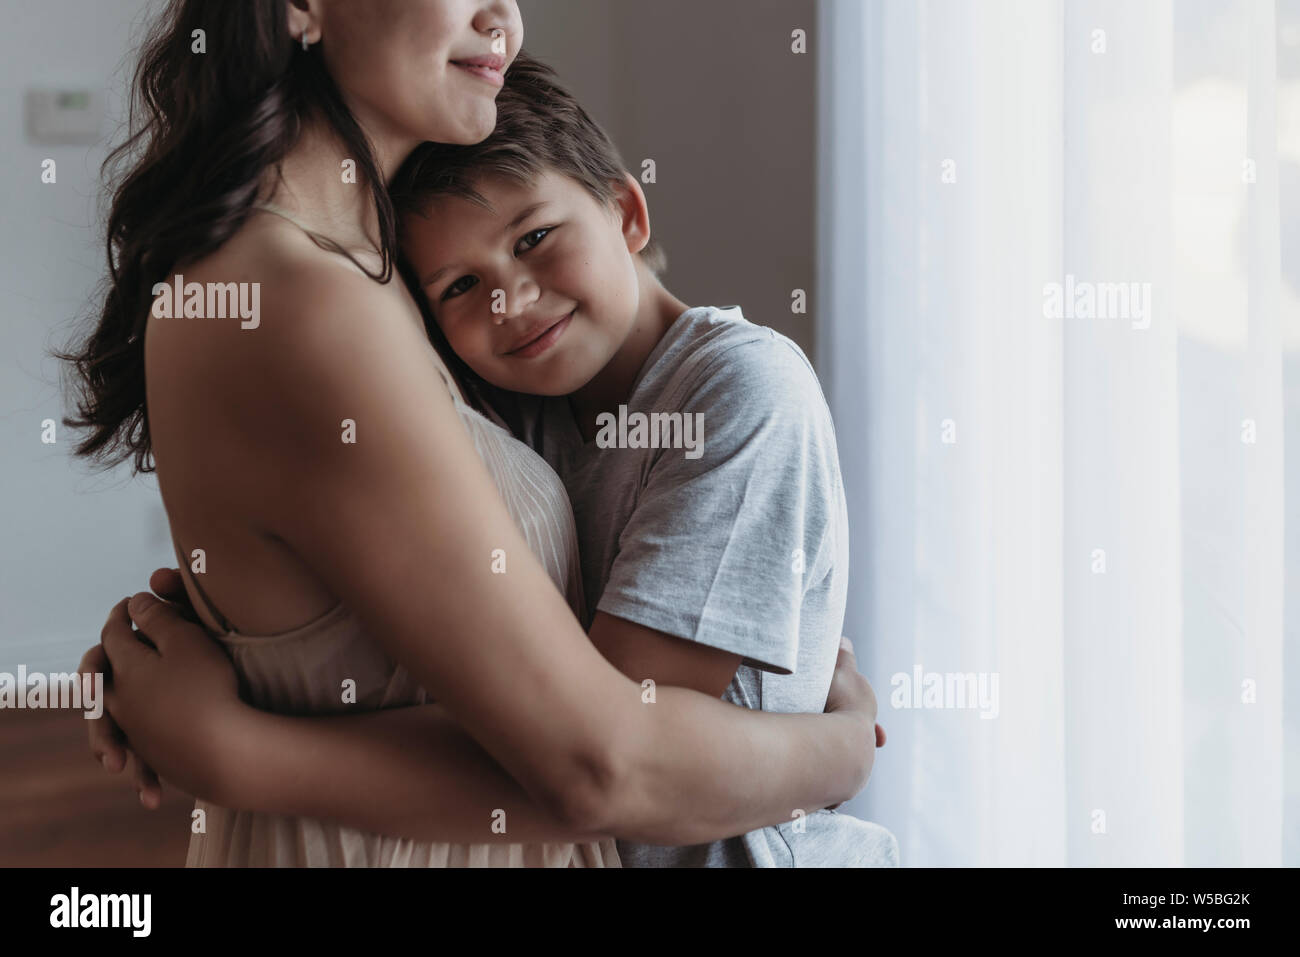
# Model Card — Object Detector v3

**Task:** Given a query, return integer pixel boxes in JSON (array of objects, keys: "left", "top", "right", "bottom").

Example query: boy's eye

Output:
[
  {"left": 436, "top": 226, "right": 556, "bottom": 303},
  {"left": 441, "top": 275, "right": 478, "bottom": 302},
  {"left": 516, "top": 226, "right": 554, "bottom": 254}
]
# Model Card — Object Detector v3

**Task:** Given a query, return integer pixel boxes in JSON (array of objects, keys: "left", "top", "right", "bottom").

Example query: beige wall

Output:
[{"left": 516, "top": 0, "right": 818, "bottom": 358}]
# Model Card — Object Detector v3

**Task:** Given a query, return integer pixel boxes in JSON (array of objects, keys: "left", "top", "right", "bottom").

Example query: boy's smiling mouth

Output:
[{"left": 505, "top": 308, "right": 576, "bottom": 359}]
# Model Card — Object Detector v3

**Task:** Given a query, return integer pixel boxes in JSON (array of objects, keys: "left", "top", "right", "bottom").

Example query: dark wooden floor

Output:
[{"left": 1, "top": 708, "right": 193, "bottom": 867}]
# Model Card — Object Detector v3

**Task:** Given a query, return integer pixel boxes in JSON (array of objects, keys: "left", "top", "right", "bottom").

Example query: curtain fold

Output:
[{"left": 819, "top": 0, "right": 1292, "bottom": 866}]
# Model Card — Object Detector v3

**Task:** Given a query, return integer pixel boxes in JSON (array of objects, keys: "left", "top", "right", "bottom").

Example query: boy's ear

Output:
[{"left": 612, "top": 172, "right": 652, "bottom": 256}]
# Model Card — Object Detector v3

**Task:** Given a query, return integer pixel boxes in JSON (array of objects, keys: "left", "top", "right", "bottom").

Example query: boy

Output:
[{"left": 391, "top": 55, "right": 898, "bottom": 867}]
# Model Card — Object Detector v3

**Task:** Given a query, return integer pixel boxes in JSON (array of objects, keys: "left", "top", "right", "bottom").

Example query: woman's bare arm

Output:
[
  {"left": 221, "top": 699, "right": 612, "bottom": 844},
  {"left": 119, "top": 261, "right": 874, "bottom": 843},
  {"left": 87, "top": 629, "right": 611, "bottom": 845},
  {"left": 100, "top": 592, "right": 874, "bottom": 846},
  {"left": 209, "top": 645, "right": 873, "bottom": 846}
]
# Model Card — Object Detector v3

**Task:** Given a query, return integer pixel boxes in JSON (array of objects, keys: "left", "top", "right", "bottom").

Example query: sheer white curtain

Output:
[{"left": 819, "top": 0, "right": 1296, "bottom": 866}]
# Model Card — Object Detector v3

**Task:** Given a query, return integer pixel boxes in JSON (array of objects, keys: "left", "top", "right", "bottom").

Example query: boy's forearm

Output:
[
  {"left": 599, "top": 690, "right": 873, "bottom": 844},
  {"left": 209, "top": 702, "right": 611, "bottom": 845}
]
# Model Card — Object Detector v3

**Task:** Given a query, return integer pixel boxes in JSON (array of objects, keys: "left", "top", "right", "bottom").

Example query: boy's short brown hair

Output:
[{"left": 391, "top": 51, "right": 667, "bottom": 276}]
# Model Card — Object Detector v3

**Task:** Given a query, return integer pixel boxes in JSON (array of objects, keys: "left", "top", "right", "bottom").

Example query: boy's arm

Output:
[
  {"left": 590, "top": 332, "right": 841, "bottom": 683},
  {"left": 587, "top": 612, "right": 743, "bottom": 698}
]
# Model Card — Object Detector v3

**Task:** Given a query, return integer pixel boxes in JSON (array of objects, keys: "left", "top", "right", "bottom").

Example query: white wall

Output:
[{"left": 0, "top": 0, "right": 173, "bottom": 673}]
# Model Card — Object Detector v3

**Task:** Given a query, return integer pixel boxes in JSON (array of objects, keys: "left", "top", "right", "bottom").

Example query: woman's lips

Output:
[
  {"left": 452, "top": 61, "right": 505, "bottom": 88},
  {"left": 507, "top": 310, "right": 575, "bottom": 359}
]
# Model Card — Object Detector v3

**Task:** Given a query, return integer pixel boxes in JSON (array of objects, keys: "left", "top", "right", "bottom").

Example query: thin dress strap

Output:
[
  {"left": 252, "top": 201, "right": 317, "bottom": 235},
  {"left": 250, "top": 201, "right": 384, "bottom": 281},
  {"left": 170, "top": 538, "right": 237, "bottom": 636},
  {"left": 251, "top": 201, "right": 467, "bottom": 408}
]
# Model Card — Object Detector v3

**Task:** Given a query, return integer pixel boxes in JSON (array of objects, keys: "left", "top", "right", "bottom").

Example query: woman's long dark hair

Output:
[{"left": 60, "top": 0, "right": 398, "bottom": 474}]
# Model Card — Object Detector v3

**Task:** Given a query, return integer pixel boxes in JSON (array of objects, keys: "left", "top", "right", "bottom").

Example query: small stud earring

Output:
[{"left": 301, "top": 31, "right": 310, "bottom": 52}]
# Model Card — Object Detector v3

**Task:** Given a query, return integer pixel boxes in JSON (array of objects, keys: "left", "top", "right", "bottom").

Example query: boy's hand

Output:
[
  {"left": 825, "top": 636, "right": 877, "bottom": 721},
  {"left": 825, "top": 637, "right": 885, "bottom": 809}
]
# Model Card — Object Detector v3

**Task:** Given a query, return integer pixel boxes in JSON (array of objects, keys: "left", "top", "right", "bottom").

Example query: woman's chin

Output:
[{"left": 426, "top": 105, "right": 497, "bottom": 147}]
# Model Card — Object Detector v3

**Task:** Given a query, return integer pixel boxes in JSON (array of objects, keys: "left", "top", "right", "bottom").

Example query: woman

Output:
[{"left": 66, "top": 0, "right": 880, "bottom": 866}]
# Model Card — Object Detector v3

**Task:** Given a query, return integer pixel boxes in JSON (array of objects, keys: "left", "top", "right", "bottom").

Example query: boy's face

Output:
[{"left": 402, "top": 170, "right": 647, "bottom": 396}]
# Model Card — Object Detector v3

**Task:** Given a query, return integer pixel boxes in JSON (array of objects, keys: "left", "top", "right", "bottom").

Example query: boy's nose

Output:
[{"left": 497, "top": 276, "right": 542, "bottom": 321}]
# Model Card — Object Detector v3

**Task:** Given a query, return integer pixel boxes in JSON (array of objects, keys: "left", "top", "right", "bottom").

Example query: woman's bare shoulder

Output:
[
  {"left": 147, "top": 213, "right": 416, "bottom": 378},
  {"left": 144, "top": 211, "right": 435, "bottom": 473}
]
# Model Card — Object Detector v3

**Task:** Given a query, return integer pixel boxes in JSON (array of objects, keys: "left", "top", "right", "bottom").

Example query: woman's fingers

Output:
[
  {"left": 100, "top": 596, "right": 155, "bottom": 669},
  {"left": 125, "top": 591, "right": 194, "bottom": 655},
  {"left": 132, "top": 754, "right": 162, "bottom": 809},
  {"left": 148, "top": 568, "right": 202, "bottom": 625},
  {"left": 78, "top": 641, "right": 128, "bottom": 772},
  {"left": 148, "top": 567, "right": 187, "bottom": 603},
  {"left": 91, "top": 710, "right": 128, "bottom": 773}
]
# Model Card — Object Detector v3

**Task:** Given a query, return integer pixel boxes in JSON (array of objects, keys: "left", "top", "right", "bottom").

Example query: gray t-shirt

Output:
[{"left": 517, "top": 305, "right": 896, "bottom": 866}]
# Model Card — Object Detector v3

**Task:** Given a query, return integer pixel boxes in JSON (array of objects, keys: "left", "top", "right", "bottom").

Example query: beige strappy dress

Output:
[{"left": 177, "top": 204, "right": 620, "bottom": 867}]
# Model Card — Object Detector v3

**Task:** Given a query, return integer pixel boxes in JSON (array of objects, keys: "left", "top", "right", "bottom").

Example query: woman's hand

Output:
[
  {"left": 90, "top": 579, "right": 244, "bottom": 803},
  {"left": 81, "top": 568, "right": 198, "bottom": 807},
  {"left": 80, "top": 639, "right": 165, "bottom": 808}
]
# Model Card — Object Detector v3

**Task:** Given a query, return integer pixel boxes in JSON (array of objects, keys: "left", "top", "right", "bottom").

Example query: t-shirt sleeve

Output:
[{"left": 594, "top": 334, "right": 844, "bottom": 675}]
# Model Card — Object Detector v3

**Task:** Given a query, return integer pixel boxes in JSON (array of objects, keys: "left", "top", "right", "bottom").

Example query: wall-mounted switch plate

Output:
[{"left": 25, "top": 88, "right": 103, "bottom": 145}]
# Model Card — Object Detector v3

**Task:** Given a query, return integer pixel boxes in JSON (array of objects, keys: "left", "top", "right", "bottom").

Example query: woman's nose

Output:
[{"left": 474, "top": 1, "right": 522, "bottom": 50}]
